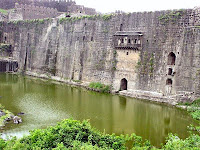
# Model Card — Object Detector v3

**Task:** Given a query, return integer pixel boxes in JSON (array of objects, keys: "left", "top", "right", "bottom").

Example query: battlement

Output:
[
  {"left": 9, "top": 3, "right": 58, "bottom": 20},
  {"left": 189, "top": 7, "right": 200, "bottom": 26},
  {"left": 0, "top": 0, "right": 96, "bottom": 15}
]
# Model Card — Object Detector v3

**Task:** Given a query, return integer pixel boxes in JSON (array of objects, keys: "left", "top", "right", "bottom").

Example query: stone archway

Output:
[
  {"left": 168, "top": 52, "right": 176, "bottom": 65},
  {"left": 120, "top": 78, "right": 128, "bottom": 91}
]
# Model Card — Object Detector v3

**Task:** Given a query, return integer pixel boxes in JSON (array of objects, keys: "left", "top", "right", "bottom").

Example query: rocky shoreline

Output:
[{"left": 0, "top": 104, "right": 22, "bottom": 128}]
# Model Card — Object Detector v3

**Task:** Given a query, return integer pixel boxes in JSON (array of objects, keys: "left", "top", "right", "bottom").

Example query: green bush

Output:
[
  {"left": 1, "top": 119, "right": 131, "bottom": 149},
  {"left": 102, "top": 14, "right": 113, "bottom": 21},
  {"left": 89, "top": 82, "right": 111, "bottom": 93},
  {"left": 163, "top": 133, "right": 200, "bottom": 150},
  {"left": 1, "top": 119, "right": 200, "bottom": 149}
]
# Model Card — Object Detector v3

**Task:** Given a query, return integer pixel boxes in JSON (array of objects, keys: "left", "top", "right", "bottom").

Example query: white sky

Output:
[{"left": 75, "top": 0, "right": 200, "bottom": 13}]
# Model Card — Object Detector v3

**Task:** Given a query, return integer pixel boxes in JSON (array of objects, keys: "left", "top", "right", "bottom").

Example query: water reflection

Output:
[{"left": 0, "top": 73, "right": 198, "bottom": 147}]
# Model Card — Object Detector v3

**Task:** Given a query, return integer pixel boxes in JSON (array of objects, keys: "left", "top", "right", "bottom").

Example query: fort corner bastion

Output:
[{"left": 0, "top": 7, "right": 200, "bottom": 104}]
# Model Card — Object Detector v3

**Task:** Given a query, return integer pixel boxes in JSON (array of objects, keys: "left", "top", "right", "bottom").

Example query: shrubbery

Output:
[
  {"left": 89, "top": 82, "right": 111, "bottom": 93},
  {"left": 180, "top": 98, "right": 200, "bottom": 120},
  {"left": 0, "top": 119, "right": 151, "bottom": 149},
  {"left": 0, "top": 119, "right": 200, "bottom": 149}
]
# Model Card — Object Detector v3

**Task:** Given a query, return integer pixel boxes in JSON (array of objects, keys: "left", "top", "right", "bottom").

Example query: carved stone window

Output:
[
  {"left": 166, "top": 78, "right": 172, "bottom": 85},
  {"left": 134, "top": 39, "right": 137, "bottom": 44}
]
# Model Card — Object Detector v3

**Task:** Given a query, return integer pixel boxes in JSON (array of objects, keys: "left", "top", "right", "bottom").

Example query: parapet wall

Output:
[
  {"left": 9, "top": 4, "right": 58, "bottom": 21},
  {"left": 189, "top": 7, "right": 200, "bottom": 26},
  {"left": 1, "top": 7, "right": 200, "bottom": 103},
  {"left": 0, "top": 0, "right": 96, "bottom": 15}
]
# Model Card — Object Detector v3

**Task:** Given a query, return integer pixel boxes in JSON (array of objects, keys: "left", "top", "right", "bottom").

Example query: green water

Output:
[{"left": 0, "top": 73, "right": 198, "bottom": 147}]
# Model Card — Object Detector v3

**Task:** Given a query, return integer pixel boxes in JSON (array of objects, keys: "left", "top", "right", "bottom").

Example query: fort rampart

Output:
[
  {"left": 0, "top": 0, "right": 96, "bottom": 15},
  {"left": 0, "top": 7, "right": 200, "bottom": 104}
]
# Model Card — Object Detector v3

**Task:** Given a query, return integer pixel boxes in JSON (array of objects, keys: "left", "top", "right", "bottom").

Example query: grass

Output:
[{"left": 0, "top": 9, "right": 8, "bottom": 15}]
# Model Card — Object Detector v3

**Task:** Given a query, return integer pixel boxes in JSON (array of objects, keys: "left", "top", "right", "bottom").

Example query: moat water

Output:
[{"left": 0, "top": 73, "right": 199, "bottom": 147}]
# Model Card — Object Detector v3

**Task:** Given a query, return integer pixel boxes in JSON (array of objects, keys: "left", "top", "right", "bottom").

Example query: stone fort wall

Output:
[
  {"left": 0, "top": 0, "right": 96, "bottom": 15},
  {"left": 9, "top": 4, "right": 58, "bottom": 20},
  {"left": 1, "top": 7, "right": 200, "bottom": 103}
]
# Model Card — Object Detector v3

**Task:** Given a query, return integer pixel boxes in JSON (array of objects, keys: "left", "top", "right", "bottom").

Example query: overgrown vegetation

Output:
[
  {"left": 59, "top": 14, "right": 114, "bottom": 24},
  {"left": 136, "top": 52, "right": 155, "bottom": 77},
  {"left": 0, "top": 104, "right": 14, "bottom": 127},
  {"left": 179, "top": 98, "right": 200, "bottom": 120},
  {"left": 112, "top": 50, "right": 117, "bottom": 71},
  {"left": 59, "top": 15, "right": 100, "bottom": 24},
  {"left": 158, "top": 9, "right": 185, "bottom": 25},
  {"left": 162, "top": 133, "right": 200, "bottom": 149},
  {"left": 0, "top": 119, "right": 152, "bottom": 149},
  {"left": 0, "top": 9, "right": 8, "bottom": 15},
  {"left": 178, "top": 98, "right": 200, "bottom": 139},
  {"left": 0, "top": 119, "right": 200, "bottom": 149},
  {"left": 102, "top": 14, "right": 113, "bottom": 21},
  {"left": 7, "top": 18, "right": 50, "bottom": 26},
  {"left": 89, "top": 82, "right": 111, "bottom": 93}
]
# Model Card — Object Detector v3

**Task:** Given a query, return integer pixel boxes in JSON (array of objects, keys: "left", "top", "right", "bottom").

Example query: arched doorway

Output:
[
  {"left": 168, "top": 52, "right": 176, "bottom": 65},
  {"left": 120, "top": 78, "right": 127, "bottom": 91}
]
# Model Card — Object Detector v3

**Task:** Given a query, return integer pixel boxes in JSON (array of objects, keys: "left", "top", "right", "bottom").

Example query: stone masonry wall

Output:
[
  {"left": 0, "top": 7, "right": 200, "bottom": 102},
  {"left": 0, "top": 0, "right": 96, "bottom": 15},
  {"left": 9, "top": 4, "right": 58, "bottom": 21}
]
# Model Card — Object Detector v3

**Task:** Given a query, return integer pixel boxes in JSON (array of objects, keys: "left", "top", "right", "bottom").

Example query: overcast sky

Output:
[{"left": 75, "top": 0, "right": 200, "bottom": 13}]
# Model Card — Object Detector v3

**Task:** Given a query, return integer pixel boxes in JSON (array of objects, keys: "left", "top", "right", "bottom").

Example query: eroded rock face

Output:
[{"left": 13, "top": 116, "right": 22, "bottom": 124}]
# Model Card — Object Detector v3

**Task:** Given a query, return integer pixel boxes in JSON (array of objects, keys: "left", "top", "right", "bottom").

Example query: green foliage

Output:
[
  {"left": 0, "top": 104, "right": 14, "bottom": 127},
  {"left": 158, "top": 10, "right": 185, "bottom": 25},
  {"left": 190, "top": 110, "right": 200, "bottom": 120},
  {"left": 149, "top": 53, "right": 154, "bottom": 76},
  {"left": 1, "top": 119, "right": 200, "bottom": 149},
  {"left": 163, "top": 133, "right": 200, "bottom": 150},
  {"left": 1, "top": 119, "right": 131, "bottom": 149},
  {"left": 188, "top": 124, "right": 200, "bottom": 134},
  {"left": 102, "top": 14, "right": 113, "bottom": 21},
  {"left": 137, "top": 52, "right": 155, "bottom": 76},
  {"left": 7, "top": 18, "right": 50, "bottom": 26},
  {"left": 112, "top": 50, "right": 117, "bottom": 71},
  {"left": 180, "top": 98, "right": 200, "bottom": 120},
  {"left": 0, "top": 9, "right": 8, "bottom": 15},
  {"left": 59, "top": 15, "right": 101, "bottom": 24},
  {"left": 89, "top": 82, "right": 111, "bottom": 93}
]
